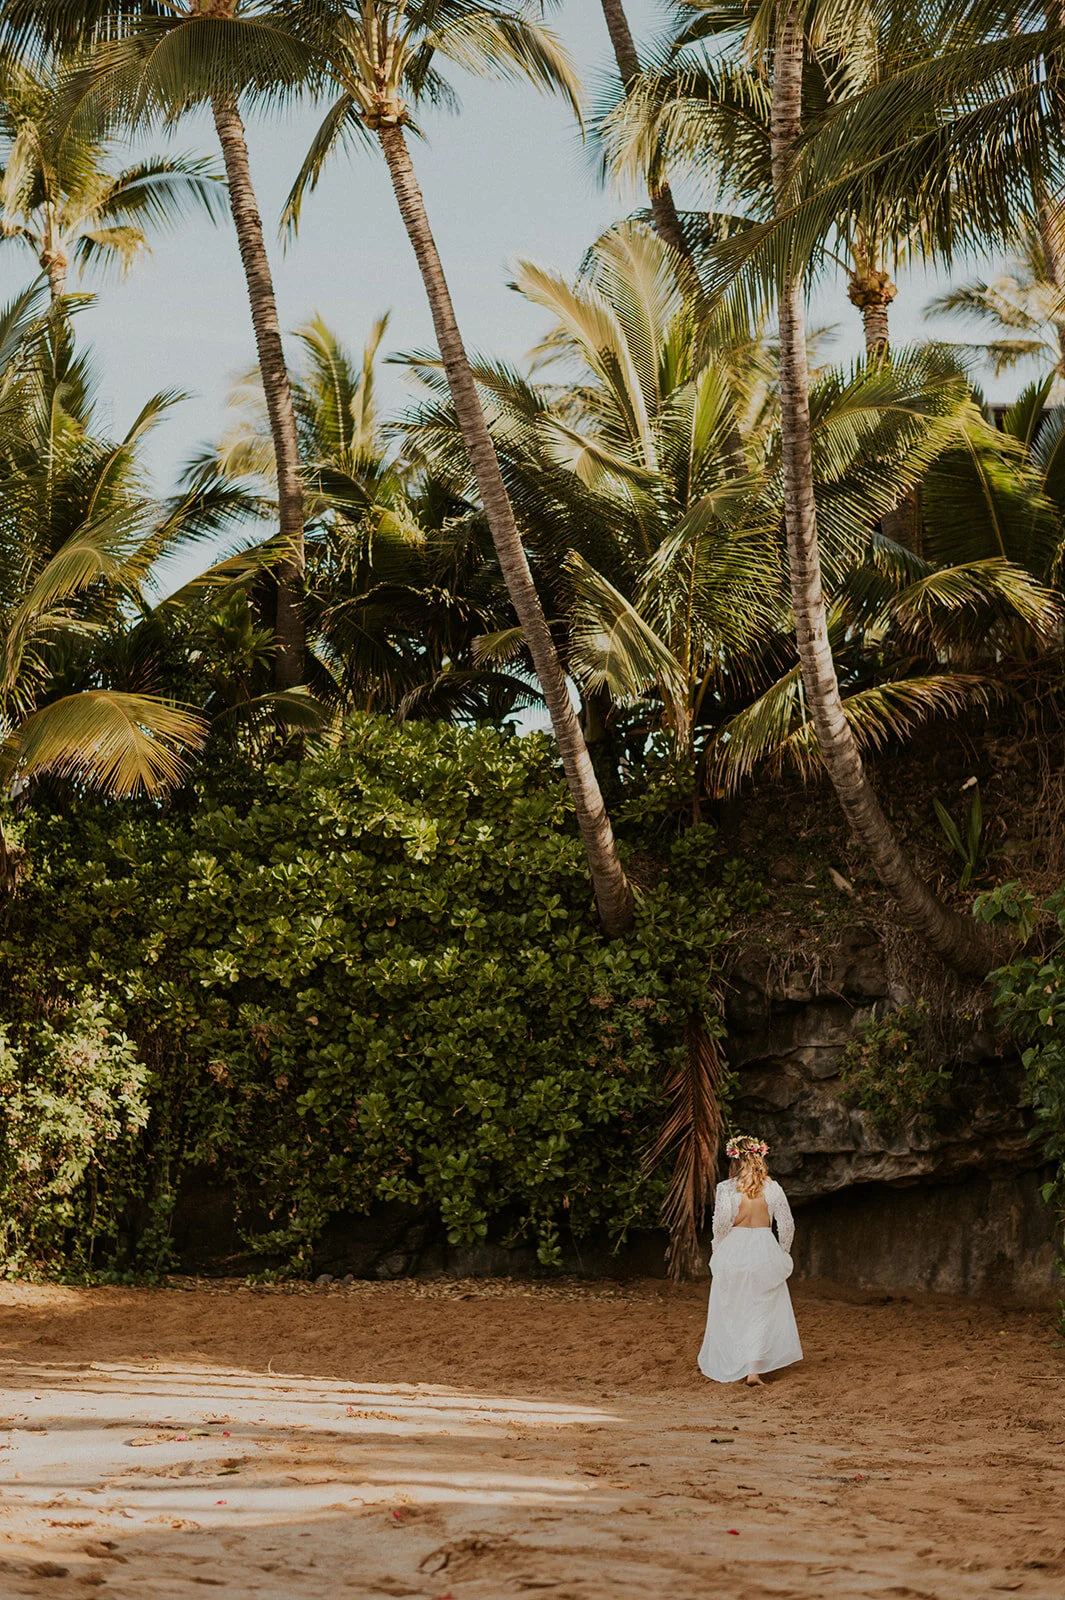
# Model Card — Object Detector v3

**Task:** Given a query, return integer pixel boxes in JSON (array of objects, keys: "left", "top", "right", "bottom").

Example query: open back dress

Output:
[{"left": 697, "top": 1177, "right": 803, "bottom": 1384}]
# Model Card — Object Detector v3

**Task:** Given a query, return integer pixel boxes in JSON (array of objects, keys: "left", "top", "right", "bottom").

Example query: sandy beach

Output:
[{"left": 0, "top": 1277, "right": 1062, "bottom": 1598}]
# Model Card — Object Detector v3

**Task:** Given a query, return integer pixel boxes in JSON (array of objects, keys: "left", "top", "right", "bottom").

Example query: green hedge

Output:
[
  {"left": 977, "top": 882, "right": 1065, "bottom": 1295},
  {"left": 0, "top": 719, "right": 735, "bottom": 1276}
]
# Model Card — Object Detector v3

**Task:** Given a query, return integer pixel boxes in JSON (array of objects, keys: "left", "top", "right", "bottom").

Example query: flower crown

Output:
[{"left": 726, "top": 1134, "right": 769, "bottom": 1161}]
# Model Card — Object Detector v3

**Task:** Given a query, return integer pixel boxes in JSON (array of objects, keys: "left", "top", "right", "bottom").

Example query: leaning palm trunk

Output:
[
  {"left": 1044, "top": 5, "right": 1065, "bottom": 374},
  {"left": 598, "top": 0, "right": 691, "bottom": 261},
  {"left": 771, "top": 5, "right": 993, "bottom": 978},
  {"left": 1033, "top": 74, "right": 1065, "bottom": 305},
  {"left": 377, "top": 121, "right": 633, "bottom": 938},
  {"left": 211, "top": 92, "right": 305, "bottom": 690},
  {"left": 1038, "top": 200, "right": 1065, "bottom": 380}
]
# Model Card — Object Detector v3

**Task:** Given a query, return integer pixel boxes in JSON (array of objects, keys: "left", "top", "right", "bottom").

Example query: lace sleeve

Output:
[
  {"left": 770, "top": 1182, "right": 795, "bottom": 1254},
  {"left": 711, "top": 1181, "right": 737, "bottom": 1250}
]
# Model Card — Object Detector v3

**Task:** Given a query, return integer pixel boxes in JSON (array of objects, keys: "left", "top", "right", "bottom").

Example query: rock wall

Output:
[
  {"left": 727, "top": 927, "right": 1061, "bottom": 1306},
  {"left": 792, "top": 1167, "right": 1058, "bottom": 1305}
]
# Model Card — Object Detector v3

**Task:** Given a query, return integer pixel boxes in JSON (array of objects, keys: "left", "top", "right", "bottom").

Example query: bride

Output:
[{"left": 698, "top": 1134, "right": 803, "bottom": 1387}]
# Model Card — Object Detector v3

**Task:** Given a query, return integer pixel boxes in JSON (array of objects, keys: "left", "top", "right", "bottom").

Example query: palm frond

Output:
[
  {"left": 712, "top": 669, "right": 1000, "bottom": 794},
  {"left": 1, "top": 689, "right": 205, "bottom": 796},
  {"left": 211, "top": 685, "right": 330, "bottom": 735},
  {"left": 644, "top": 1019, "right": 727, "bottom": 1281},
  {"left": 886, "top": 559, "right": 1060, "bottom": 652},
  {"left": 280, "top": 90, "right": 367, "bottom": 237},
  {"left": 417, "top": 4, "right": 582, "bottom": 121},
  {"left": 565, "top": 551, "right": 688, "bottom": 722}
]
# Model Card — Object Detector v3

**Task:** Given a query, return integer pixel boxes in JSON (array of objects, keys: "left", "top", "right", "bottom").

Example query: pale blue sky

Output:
[{"left": 0, "top": 0, "right": 1023, "bottom": 499}]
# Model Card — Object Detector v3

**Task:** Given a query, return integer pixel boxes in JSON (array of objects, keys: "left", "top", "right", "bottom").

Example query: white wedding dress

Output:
[{"left": 697, "top": 1178, "right": 803, "bottom": 1383}]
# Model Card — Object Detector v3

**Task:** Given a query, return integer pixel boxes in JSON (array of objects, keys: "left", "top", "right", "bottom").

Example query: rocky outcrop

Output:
[
  {"left": 792, "top": 1167, "right": 1058, "bottom": 1306},
  {"left": 725, "top": 926, "right": 1061, "bottom": 1305}
]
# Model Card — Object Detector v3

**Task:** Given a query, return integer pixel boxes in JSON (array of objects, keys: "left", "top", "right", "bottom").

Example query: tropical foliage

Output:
[
  {"left": 0, "top": 53, "right": 223, "bottom": 299},
  {"left": 837, "top": 1000, "right": 948, "bottom": 1135},
  {"left": 0, "top": 719, "right": 733, "bottom": 1275},
  {"left": 1, "top": 0, "right": 1065, "bottom": 1274},
  {"left": 929, "top": 219, "right": 1065, "bottom": 401},
  {"left": 192, "top": 315, "right": 533, "bottom": 723},
  {"left": 979, "top": 882, "right": 1065, "bottom": 1291},
  {"left": 403, "top": 222, "right": 1059, "bottom": 795},
  {"left": 0, "top": 282, "right": 205, "bottom": 885}
]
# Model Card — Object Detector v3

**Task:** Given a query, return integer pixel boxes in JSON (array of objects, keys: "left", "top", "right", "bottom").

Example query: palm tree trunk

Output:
[
  {"left": 211, "top": 92, "right": 305, "bottom": 691},
  {"left": 1036, "top": 196, "right": 1065, "bottom": 289},
  {"left": 377, "top": 121, "right": 634, "bottom": 938},
  {"left": 1042, "top": 7, "right": 1065, "bottom": 379},
  {"left": 863, "top": 299, "right": 888, "bottom": 354},
  {"left": 598, "top": 0, "right": 750, "bottom": 478},
  {"left": 846, "top": 263, "right": 917, "bottom": 543},
  {"left": 40, "top": 203, "right": 67, "bottom": 303},
  {"left": 40, "top": 250, "right": 67, "bottom": 302},
  {"left": 1033, "top": 174, "right": 1065, "bottom": 373},
  {"left": 847, "top": 266, "right": 896, "bottom": 357},
  {"left": 598, "top": 0, "right": 691, "bottom": 261},
  {"left": 771, "top": 4, "right": 993, "bottom": 978}
]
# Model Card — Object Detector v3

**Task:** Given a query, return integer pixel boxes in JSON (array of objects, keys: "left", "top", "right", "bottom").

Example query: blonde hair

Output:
[{"left": 731, "top": 1150, "right": 769, "bottom": 1198}]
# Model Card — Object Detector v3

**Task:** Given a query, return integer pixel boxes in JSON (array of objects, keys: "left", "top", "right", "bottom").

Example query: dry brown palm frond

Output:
[{"left": 644, "top": 1017, "right": 728, "bottom": 1280}]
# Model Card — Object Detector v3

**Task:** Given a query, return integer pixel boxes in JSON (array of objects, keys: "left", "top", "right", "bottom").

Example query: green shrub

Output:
[
  {"left": 0, "top": 996, "right": 150, "bottom": 1273},
  {"left": 838, "top": 1000, "right": 949, "bottom": 1134},
  {"left": 977, "top": 882, "right": 1065, "bottom": 1283},
  {"left": 0, "top": 718, "right": 735, "bottom": 1275}
]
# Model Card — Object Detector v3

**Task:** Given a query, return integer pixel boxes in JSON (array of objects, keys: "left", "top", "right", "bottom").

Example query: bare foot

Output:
[{"left": 744, "top": 1374, "right": 765, "bottom": 1387}]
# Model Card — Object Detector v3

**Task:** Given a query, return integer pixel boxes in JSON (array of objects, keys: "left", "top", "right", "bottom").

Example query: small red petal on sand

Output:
[
  {"left": 175, "top": 1435, "right": 188, "bottom": 1442},
  {"left": 222, "top": 1432, "right": 230, "bottom": 1437},
  {"left": 727, "top": 1529, "right": 740, "bottom": 1535},
  {"left": 855, "top": 1474, "right": 865, "bottom": 1481},
  {"left": 392, "top": 1511, "right": 403, "bottom": 1521},
  {"left": 215, "top": 1500, "right": 227, "bottom": 1506}
]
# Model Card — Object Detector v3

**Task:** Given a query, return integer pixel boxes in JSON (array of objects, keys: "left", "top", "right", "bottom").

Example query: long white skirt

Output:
[{"left": 698, "top": 1226, "right": 803, "bottom": 1383}]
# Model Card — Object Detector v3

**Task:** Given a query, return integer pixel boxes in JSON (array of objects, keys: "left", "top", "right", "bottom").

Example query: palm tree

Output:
[
  {"left": 0, "top": 284, "right": 204, "bottom": 888},
  {"left": 596, "top": 0, "right": 691, "bottom": 262},
  {"left": 439, "top": 222, "right": 780, "bottom": 772},
  {"left": 273, "top": 0, "right": 633, "bottom": 937},
  {"left": 763, "top": 0, "right": 998, "bottom": 974},
  {"left": 0, "top": 54, "right": 224, "bottom": 301},
  {"left": 195, "top": 313, "right": 537, "bottom": 722},
  {"left": 614, "top": 0, "right": 1065, "bottom": 974},
  {"left": 0, "top": 0, "right": 319, "bottom": 691},
  {"left": 405, "top": 223, "right": 1056, "bottom": 804},
  {"left": 5, "top": 0, "right": 633, "bottom": 937},
  {"left": 597, "top": 1, "right": 961, "bottom": 359}
]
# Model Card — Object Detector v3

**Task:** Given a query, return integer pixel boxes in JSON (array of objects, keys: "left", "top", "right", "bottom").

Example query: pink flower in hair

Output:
[{"left": 725, "top": 1133, "right": 770, "bottom": 1161}]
